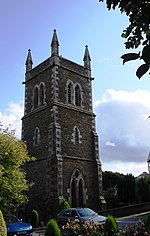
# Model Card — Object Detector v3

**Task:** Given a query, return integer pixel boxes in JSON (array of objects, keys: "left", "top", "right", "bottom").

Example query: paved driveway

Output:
[{"left": 117, "top": 211, "right": 149, "bottom": 229}]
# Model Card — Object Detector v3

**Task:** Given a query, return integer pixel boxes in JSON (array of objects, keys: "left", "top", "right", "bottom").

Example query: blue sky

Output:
[{"left": 1, "top": 0, "right": 150, "bottom": 176}]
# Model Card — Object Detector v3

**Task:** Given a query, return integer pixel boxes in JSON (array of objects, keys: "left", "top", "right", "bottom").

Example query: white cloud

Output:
[
  {"left": 105, "top": 141, "right": 116, "bottom": 147},
  {"left": 94, "top": 89, "right": 150, "bottom": 176},
  {"left": 0, "top": 101, "right": 23, "bottom": 138}
]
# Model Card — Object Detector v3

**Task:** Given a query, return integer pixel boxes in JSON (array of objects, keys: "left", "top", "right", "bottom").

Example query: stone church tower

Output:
[{"left": 22, "top": 30, "right": 103, "bottom": 222}]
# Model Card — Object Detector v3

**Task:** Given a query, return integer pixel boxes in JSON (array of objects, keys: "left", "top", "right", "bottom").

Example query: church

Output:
[{"left": 22, "top": 30, "right": 103, "bottom": 222}]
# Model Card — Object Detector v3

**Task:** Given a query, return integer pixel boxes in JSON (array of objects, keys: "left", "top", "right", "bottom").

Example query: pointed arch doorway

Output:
[{"left": 70, "top": 169, "right": 86, "bottom": 207}]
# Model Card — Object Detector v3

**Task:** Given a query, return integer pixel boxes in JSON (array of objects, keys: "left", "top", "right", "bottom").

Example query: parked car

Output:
[
  {"left": 4, "top": 213, "right": 32, "bottom": 236},
  {"left": 57, "top": 207, "right": 106, "bottom": 228}
]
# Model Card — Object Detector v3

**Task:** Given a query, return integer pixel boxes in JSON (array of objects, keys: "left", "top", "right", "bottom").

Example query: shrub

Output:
[
  {"left": 61, "top": 218, "right": 150, "bottom": 236},
  {"left": 57, "top": 197, "right": 70, "bottom": 214},
  {"left": 31, "top": 210, "right": 39, "bottom": 228},
  {"left": 0, "top": 210, "right": 7, "bottom": 236},
  {"left": 104, "top": 215, "right": 118, "bottom": 235},
  {"left": 45, "top": 219, "right": 60, "bottom": 236},
  {"left": 61, "top": 219, "right": 104, "bottom": 236},
  {"left": 145, "top": 212, "right": 150, "bottom": 230}
]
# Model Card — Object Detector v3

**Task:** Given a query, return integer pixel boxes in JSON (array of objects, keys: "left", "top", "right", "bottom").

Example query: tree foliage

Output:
[
  {"left": 122, "top": 173, "right": 136, "bottom": 204},
  {"left": 0, "top": 210, "right": 7, "bottom": 236},
  {"left": 104, "top": 215, "right": 118, "bottom": 235},
  {"left": 99, "top": 0, "right": 150, "bottom": 78},
  {"left": 57, "top": 196, "right": 70, "bottom": 214},
  {"left": 136, "top": 176, "right": 150, "bottom": 202},
  {"left": 102, "top": 171, "right": 150, "bottom": 206},
  {"left": 45, "top": 219, "right": 60, "bottom": 236},
  {"left": 0, "top": 123, "right": 34, "bottom": 214},
  {"left": 31, "top": 210, "right": 39, "bottom": 228}
]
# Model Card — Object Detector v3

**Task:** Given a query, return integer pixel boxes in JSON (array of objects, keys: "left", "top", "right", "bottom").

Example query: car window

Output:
[
  {"left": 4, "top": 215, "right": 18, "bottom": 223},
  {"left": 62, "top": 209, "right": 71, "bottom": 217},
  {"left": 71, "top": 210, "right": 78, "bottom": 217},
  {"left": 78, "top": 208, "right": 96, "bottom": 217}
]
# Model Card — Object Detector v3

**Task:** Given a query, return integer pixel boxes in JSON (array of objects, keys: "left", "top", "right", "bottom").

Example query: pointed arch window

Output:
[
  {"left": 66, "top": 81, "right": 82, "bottom": 107},
  {"left": 39, "top": 83, "right": 45, "bottom": 105},
  {"left": 71, "top": 126, "right": 82, "bottom": 144},
  {"left": 74, "top": 127, "right": 79, "bottom": 144},
  {"left": 33, "top": 127, "right": 40, "bottom": 146},
  {"left": 70, "top": 169, "right": 86, "bottom": 207},
  {"left": 75, "top": 84, "right": 81, "bottom": 106},
  {"left": 34, "top": 86, "right": 38, "bottom": 108},
  {"left": 67, "top": 82, "right": 73, "bottom": 104}
]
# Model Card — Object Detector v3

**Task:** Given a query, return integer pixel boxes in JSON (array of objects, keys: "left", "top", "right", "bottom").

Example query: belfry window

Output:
[
  {"left": 66, "top": 80, "right": 82, "bottom": 107},
  {"left": 75, "top": 84, "right": 81, "bottom": 106},
  {"left": 67, "top": 82, "right": 73, "bottom": 104}
]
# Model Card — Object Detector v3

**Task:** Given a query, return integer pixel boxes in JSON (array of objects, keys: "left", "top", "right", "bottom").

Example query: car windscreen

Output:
[
  {"left": 4, "top": 215, "right": 19, "bottom": 223},
  {"left": 77, "top": 208, "right": 97, "bottom": 217}
]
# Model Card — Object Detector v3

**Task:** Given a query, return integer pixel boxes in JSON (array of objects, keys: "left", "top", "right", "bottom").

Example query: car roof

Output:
[
  {"left": 64, "top": 207, "right": 92, "bottom": 210},
  {"left": 4, "top": 213, "right": 16, "bottom": 216}
]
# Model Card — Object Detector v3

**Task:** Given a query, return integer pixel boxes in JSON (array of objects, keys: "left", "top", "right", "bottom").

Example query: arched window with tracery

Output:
[
  {"left": 33, "top": 127, "right": 40, "bottom": 146},
  {"left": 70, "top": 169, "right": 86, "bottom": 207},
  {"left": 75, "top": 84, "right": 81, "bottom": 106},
  {"left": 33, "top": 86, "right": 38, "bottom": 108},
  {"left": 39, "top": 83, "right": 45, "bottom": 105},
  {"left": 67, "top": 82, "right": 73, "bottom": 104}
]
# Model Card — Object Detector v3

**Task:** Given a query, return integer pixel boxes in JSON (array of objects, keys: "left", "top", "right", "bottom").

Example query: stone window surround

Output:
[
  {"left": 32, "top": 82, "right": 46, "bottom": 110},
  {"left": 71, "top": 126, "right": 82, "bottom": 144},
  {"left": 69, "top": 169, "right": 86, "bottom": 207},
  {"left": 66, "top": 80, "right": 82, "bottom": 107}
]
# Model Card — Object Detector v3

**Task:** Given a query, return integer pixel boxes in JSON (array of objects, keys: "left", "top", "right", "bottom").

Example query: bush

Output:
[
  {"left": 0, "top": 210, "right": 7, "bottom": 236},
  {"left": 45, "top": 219, "right": 60, "bottom": 236},
  {"left": 145, "top": 212, "right": 150, "bottom": 229},
  {"left": 61, "top": 219, "right": 104, "bottom": 236},
  {"left": 61, "top": 217, "right": 150, "bottom": 236},
  {"left": 31, "top": 210, "right": 39, "bottom": 228},
  {"left": 104, "top": 215, "right": 118, "bottom": 235},
  {"left": 57, "top": 197, "right": 70, "bottom": 214}
]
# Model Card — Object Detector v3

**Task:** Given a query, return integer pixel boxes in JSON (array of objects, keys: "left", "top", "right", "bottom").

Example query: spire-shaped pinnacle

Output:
[
  {"left": 83, "top": 45, "right": 91, "bottom": 70},
  {"left": 25, "top": 49, "right": 33, "bottom": 72},
  {"left": 51, "top": 29, "right": 59, "bottom": 56}
]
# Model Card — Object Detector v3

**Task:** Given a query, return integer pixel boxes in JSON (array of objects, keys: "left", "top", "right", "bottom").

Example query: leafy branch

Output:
[{"left": 99, "top": 0, "right": 150, "bottom": 78}]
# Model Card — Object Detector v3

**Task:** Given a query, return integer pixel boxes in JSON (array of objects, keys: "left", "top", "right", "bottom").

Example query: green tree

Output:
[
  {"left": 136, "top": 177, "right": 150, "bottom": 202},
  {"left": 123, "top": 173, "right": 136, "bottom": 204},
  {"left": 31, "top": 210, "right": 39, "bottom": 228},
  {"left": 0, "top": 123, "right": 34, "bottom": 213},
  {"left": 103, "top": 171, "right": 137, "bottom": 205},
  {"left": 104, "top": 215, "right": 118, "bottom": 236},
  {"left": 45, "top": 219, "right": 60, "bottom": 236},
  {"left": 105, "top": 186, "right": 119, "bottom": 208},
  {"left": 57, "top": 197, "right": 70, "bottom": 214},
  {"left": 103, "top": 171, "right": 124, "bottom": 204},
  {"left": 99, "top": 0, "right": 150, "bottom": 79},
  {"left": 0, "top": 210, "right": 7, "bottom": 236}
]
